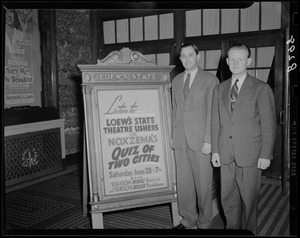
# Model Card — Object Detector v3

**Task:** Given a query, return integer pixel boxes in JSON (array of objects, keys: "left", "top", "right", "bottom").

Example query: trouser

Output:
[
  {"left": 174, "top": 140, "right": 213, "bottom": 229},
  {"left": 220, "top": 161, "right": 261, "bottom": 235}
]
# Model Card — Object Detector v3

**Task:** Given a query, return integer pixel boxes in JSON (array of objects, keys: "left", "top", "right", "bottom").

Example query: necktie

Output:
[
  {"left": 183, "top": 73, "right": 191, "bottom": 101},
  {"left": 230, "top": 79, "right": 239, "bottom": 111}
]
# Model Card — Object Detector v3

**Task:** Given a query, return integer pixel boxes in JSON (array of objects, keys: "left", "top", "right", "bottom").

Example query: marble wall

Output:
[{"left": 56, "top": 10, "right": 92, "bottom": 155}]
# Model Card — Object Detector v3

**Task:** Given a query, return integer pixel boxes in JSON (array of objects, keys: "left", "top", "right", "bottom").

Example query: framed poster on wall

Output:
[
  {"left": 4, "top": 9, "right": 42, "bottom": 108},
  {"left": 78, "top": 48, "right": 179, "bottom": 228}
]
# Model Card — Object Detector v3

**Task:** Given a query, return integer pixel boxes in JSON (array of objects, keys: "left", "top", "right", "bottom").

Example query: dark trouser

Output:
[{"left": 220, "top": 161, "right": 261, "bottom": 235}]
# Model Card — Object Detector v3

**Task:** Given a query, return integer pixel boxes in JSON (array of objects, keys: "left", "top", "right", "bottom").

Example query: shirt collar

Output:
[
  {"left": 185, "top": 67, "right": 198, "bottom": 78},
  {"left": 232, "top": 73, "right": 247, "bottom": 87}
]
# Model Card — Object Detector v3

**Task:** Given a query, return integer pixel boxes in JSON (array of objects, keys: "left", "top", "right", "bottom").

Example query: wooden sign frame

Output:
[{"left": 78, "top": 48, "right": 179, "bottom": 229}]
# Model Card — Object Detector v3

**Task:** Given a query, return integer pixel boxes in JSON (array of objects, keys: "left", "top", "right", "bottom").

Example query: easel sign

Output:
[
  {"left": 99, "top": 87, "right": 170, "bottom": 197},
  {"left": 78, "top": 48, "right": 179, "bottom": 228}
]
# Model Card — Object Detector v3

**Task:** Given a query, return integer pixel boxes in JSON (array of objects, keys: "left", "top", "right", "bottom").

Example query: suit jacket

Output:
[
  {"left": 211, "top": 74, "right": 276, "bottom": 167},
  {"left": 172, "top": 67, "right": 219, "bottom": 151}
]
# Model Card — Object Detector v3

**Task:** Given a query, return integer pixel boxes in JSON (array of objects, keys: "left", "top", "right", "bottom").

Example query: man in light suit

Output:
[
  {"left": 171, "top": 43, "right": 219, "bottom": 229},
  {"left": 211, "top": 43, "right": 276, "bottom": 235}
]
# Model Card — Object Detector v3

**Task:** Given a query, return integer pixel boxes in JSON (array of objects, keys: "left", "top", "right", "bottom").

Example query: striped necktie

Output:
[
  {"left": 230, "top": 79, "right": 239, "bottom": 111},
  {"left": 183, "top": 73, "right": 191, "bottom": 101}
]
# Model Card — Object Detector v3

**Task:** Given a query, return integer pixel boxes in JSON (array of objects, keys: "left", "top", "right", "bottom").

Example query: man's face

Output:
[
  {"left": 180, "top": 46, "right": 200, "bottom": 71},
  {"left": 226, "top": 48, "right": 252, "bottom": 77},
  {"left": 6, "top": 9, "right": 14, "bottom": 26},
  {"left": 16, "top": 9, "right": 32, "bottom": 20}
]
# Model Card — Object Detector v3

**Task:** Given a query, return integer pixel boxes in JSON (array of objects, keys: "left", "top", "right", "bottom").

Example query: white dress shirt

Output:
[
  {"left": 184, "top": 67, "right": 198, "bottom": 88},
  {"left": 231, "top": 73, "right": 247, "bottom": 93}
]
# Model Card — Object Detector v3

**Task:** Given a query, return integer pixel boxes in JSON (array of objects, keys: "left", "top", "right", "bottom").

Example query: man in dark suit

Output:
[
  {"left": 211, "top": 43, "right": 276, "bottom": 235},
  {"left": 171, "top": 43, "right": 219, "bottom": 229}
]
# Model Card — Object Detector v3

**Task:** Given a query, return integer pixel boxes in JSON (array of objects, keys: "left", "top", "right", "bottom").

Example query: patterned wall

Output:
[{"left": 56, "top": 10, "right": 92, "bottom": 155}]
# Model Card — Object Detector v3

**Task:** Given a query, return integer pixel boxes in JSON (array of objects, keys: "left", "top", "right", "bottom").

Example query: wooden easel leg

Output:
[
  {"left": 171, "top": 201, "right": 181, "bottom": 226},
  {"left": 91, "top": 212, "right": 104, "bottom": 229},
  {"left": 82, "top": 127, "right": 88, "bottom": 216}
]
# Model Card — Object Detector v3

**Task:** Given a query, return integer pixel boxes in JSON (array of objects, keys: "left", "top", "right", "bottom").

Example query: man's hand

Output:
[
  {"left": 202, "top": 142, "right": 211, "bottom": 155},
  {"left": 257, "top": 158, "right": 271, "bottom": 170},
  {"left": 211, "top": 153, "right": 221, "bottom": 167}
]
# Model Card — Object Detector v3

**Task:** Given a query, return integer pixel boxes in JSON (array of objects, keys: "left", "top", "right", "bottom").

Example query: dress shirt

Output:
[
  {"left": 184, "top": 68, "right": 198, "bottom": 88},
  {"left": 231, "top": 73, "right": 247, "bottom": 93}
]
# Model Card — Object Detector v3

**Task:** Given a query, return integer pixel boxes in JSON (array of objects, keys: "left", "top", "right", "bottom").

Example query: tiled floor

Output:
[{"left": 4, "top": 166, "right": 291, "bottom": 235}]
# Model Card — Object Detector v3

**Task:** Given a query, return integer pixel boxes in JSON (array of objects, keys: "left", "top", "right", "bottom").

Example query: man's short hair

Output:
[
  {"left": 180, "top": 43, "right": 199, "bottom": 55},
  {"left": 227, "top": 43, "right": 251, "bottom": 58}
]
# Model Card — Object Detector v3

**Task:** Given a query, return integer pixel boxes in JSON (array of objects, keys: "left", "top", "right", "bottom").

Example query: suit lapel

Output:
[
  {"left": 183, "top": 68, "right": 203, "bottom": 105},
  {"left": 222, "top": 79, "right": 232, "bottom": 114},
  {"left": 187, "top": 68, "right": 204, "bottom": 101},
  {"left": 176, "top": 72, "right": 185, "bottom": 104},
  {"left": 188, "top": 69, "right": 202, "bottom": 96},
  {"left": 234, "top": 74, "right": 253, "bottom": 108},
  {"left": 179, "top": 73, "right": 185, "bottom": 104}
]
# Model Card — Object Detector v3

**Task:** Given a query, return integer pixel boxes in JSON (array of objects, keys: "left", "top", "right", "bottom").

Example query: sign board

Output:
[
  {"left": 78, "top": 48, "right": 179, "bottom": 228},
  {"left": 4, "top": 9, "right": 42, "bottom": 108}
]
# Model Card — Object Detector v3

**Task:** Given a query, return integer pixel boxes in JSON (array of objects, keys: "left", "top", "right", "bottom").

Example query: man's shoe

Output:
[
  {"left": 197, "top": 223, "right": 212, "bottom": 229},
  {"left": 172, "top": 223, "right": 187, "bottom": 229}
]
